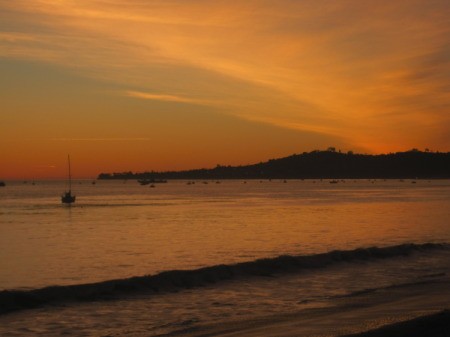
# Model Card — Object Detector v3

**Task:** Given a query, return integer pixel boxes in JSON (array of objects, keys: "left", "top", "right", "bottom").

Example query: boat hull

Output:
[{"left": 61, "top": 192, "right": 76, "bottom": 204}]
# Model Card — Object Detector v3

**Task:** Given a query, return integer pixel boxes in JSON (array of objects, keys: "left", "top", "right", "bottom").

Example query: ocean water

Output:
[{"left": 0, "top": 179, "right": 449, "bottom": 336}]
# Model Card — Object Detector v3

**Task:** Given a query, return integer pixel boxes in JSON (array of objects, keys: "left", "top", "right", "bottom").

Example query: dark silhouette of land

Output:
[{"left": 97, "top": 149, "right": 450, "bottom": 180}]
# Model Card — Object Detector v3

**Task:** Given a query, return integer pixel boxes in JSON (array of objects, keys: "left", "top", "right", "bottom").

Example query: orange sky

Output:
[{"left": 1, "top": 1, "right": 449, "bottom": 179}]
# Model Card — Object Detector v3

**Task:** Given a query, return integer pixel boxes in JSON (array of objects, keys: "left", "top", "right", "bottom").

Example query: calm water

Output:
[
  {"left": 0, "top": 179, "right": 449, "bottom": 336},
  {"left": 0, "top": 179, "right": 448, "bottom": 290}
]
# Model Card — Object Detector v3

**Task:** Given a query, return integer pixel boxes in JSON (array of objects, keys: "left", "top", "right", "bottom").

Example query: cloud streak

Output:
[
  {"left": 125, "top": 91, "right": 214, "bottom": 106},
  {"left": 51, "top": 138, "right": 153, "bottom": 142}
]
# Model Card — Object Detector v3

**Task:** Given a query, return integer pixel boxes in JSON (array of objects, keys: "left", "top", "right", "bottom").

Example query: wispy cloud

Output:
[
  {"left": 0, "top": 32, "right": 38, "bottom": 42},
  {"left": 51, "top": 138, "right": 152, "bottom": 142},
  {"left": 125, "top": 90, "right": 214, "bottom": 106}
]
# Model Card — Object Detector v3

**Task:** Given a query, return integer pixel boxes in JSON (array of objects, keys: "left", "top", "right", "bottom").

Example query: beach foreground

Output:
[
  {"left": 342, "top": 310, "right": 449, "bottom": 337},
  {"left": 173, "top": 277, "right": 449, "bottom": 337},
  {"left": 0, "top": 248, "right": 448, "bottom": 336}
]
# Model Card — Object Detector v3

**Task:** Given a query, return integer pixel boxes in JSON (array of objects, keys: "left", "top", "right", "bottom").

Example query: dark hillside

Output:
[{"left": 98, "top": 150, "right": 450, "bottom": 180}]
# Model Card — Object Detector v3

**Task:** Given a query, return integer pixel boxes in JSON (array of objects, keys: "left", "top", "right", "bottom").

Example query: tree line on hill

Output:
[{"left": 97, "top": 149, "right": 450, "bottom": 180}]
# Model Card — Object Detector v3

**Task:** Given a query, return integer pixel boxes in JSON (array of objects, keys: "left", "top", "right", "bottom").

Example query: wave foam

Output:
[{"left": 0, "top": 242, "right": 447, "bottom": 315}]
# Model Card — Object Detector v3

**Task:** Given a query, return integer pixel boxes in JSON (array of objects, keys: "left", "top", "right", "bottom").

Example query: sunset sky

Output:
[{"left": 1, "top": 0, "right": 449, "bottom": 179}]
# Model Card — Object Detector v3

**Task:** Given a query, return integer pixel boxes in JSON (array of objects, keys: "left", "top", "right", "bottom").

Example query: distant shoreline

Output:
[{"left": 98, "top": 150, "right": 450, "bottom": 180}]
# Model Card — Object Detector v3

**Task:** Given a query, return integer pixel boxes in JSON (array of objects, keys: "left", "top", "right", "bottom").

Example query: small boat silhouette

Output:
[
  {"left": 61, "top": 155, "right": 76, "bottom": 204},
  {"left": 138, "top": 179, "right": 167, "bottom": 185}
]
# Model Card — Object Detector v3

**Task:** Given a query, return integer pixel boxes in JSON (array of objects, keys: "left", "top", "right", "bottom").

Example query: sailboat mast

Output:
[{"left": 68, "top": 155, "right": 72, "bottom": 191}]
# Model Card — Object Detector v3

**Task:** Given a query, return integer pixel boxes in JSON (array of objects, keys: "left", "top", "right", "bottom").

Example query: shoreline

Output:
[
  {"left": 0, "top": 258, "right": 448, "bottom": 336},
  {"left": 1, "top": 243, "right": 445, "bottom": 315},
  {"left": 174, "top": 277, "right": 450, "bottom": 337}
]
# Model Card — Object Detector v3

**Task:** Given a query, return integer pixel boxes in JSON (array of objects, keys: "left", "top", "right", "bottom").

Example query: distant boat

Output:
[
  {"left": 138, "top": 179, "right": 167, "bottom": 185},
  {"left": 0, "top": 181, "right": 5, "bottom": 187},
  {"left": 61, "top": 155, "right": 76, "bottom": 204},
  {"left": 329, "top": 180, "right": 338, "bottom": 184}
]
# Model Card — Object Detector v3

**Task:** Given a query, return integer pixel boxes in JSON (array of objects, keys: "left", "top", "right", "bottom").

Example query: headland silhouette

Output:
[{"left": 98, "top": 149, "right": 450, "bottom": 180}]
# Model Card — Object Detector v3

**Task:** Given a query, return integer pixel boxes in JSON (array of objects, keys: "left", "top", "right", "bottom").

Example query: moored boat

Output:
[
  {"left": 61, "top": 155, "right": 76, "bottom": 204},
  {"left": 138, "top": 179, "right": 167, "bottom": 185}
]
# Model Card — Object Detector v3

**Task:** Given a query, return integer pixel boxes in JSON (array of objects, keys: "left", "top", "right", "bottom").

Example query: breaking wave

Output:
[{"left": 0, "top": 242, "right": 447, "bottom": 315}]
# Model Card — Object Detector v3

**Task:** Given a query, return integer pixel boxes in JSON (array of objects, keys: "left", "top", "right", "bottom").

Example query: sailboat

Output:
[{"left": 61, "top": 155, "right": 76, "bottom": 204}]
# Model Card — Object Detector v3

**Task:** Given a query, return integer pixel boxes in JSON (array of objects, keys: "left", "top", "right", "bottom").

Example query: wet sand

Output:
[
  {"left": 342, "top": 310, "right": 449, "bottom": 337},
  {"left": 178, "top": 278, "right": 450, "bottom": 337}
]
